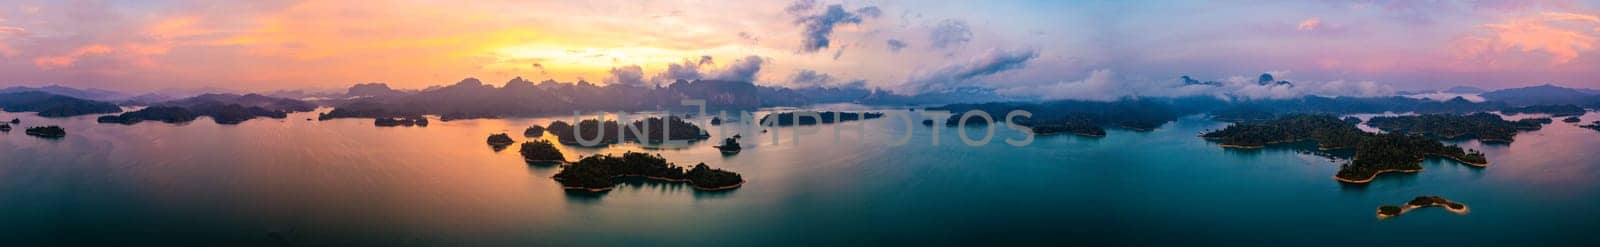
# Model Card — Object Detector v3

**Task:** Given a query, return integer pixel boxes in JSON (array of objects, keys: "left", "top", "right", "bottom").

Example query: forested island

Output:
[
  {"left": 487, "top": 133, "right": 515, "bottom": 146},
  {"left": 1201, "top": 115, "right": 1488, "bottom": 183},
  {"left": 1500, "top": 104, "right": 1586, "bottom": 117},
  {"left": 24, "top": 126, "right": 66, "bottom": 138},
  {"left": 373, "top": 116, "right": 428, "bottom": 127},
  {"left": 757, "top": 111, "right": 884, "bottom": 126},
  {"left": 0, "top": 92, "right": 122, "bottom": 117},
  {"left": 0, "top": 123, "right": 10, "bottom": 132},
  {"left": 1026, "top": 116, "right": 1106, "bottom": 137},
  {"left": 715, "top": 137, "right": 742, "bottom": 153},
  {"left": 97, "top": 94, "right": 316, "bottom": 125},
  {"left": 551, "top": 152, "right": 743, "bottom": 192},
  {"left": 1582, "top": 121, "right": 1600, "bottom": 131},
  {"left": 544, "top": 116, "right": 709, "bottom": 146},
  {"left": 1376, "top": 196, "right": 1469, "bottom": 219},
  {"left": 1366, "top": 113, "right": 1543, "bottom": 143},
  {"left": 519, "top": 140, "right": 565, "bottom": 163},
  {"left": 523, "top": 125, "right": 545, "bottom": 137}
]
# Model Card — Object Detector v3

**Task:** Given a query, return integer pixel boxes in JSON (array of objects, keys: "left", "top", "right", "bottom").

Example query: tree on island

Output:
[
  {"left": 1201, "top": 115, "right": 1488, "bottom": 183},
  {"left": 519, "top": 140, "right": 565, "bottom": 163},
  {"left": 552, "top": 152, "right": 742, "bottom": 191},
  {"left": 544, "top": 116, "right": 709, "bottom": 146}
]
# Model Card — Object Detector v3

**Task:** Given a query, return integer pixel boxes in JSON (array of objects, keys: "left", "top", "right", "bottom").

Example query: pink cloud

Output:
[
  {"left": 33, "top": 45, "right": 114, "bottom": 69},
  {"left": 1458, "top": 12, "right": 1600, "bottom": 64}
]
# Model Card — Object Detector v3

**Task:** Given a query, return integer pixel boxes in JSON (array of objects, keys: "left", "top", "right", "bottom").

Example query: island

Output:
[
  {"left": 1366, "top": 113, "right": 1541, "bottom": 143},
  {"left": 710, "top": 117, "right": 722, "bottom": 126},
  {"left": 551, "top": 152, "right": 744, "bottom": 192},
  {"left": 0, "top": 123, "right": 11, "bottom": 132},
  {"left": 1582, "top": 121, "right": 1600, "bottom": 131},
  {"left": 519, "top": 140, "right": 565, "bottom": 163},
  {"left": 758, "top": 111, "right": 884, "bottom": 126},
  {"left": 523, "top": 125, "right": 545, "bottom": 137},
  {"left": 1028, "top": 119, "right": 1106, "bottom": 137},
  {"left": 98, "top": 94, "right": 316, "bottom": 125},
  {"left": 24, "top": 126, "right": 66, "bottom": 138},
  {"left": 0, "top": 91, "right": 123, "bottom": 117},
  {"left": 96, "top": 106, "right": 198, "bottom": 124},
  {"left": 9, "top": 118, "right": 17, "bottom": 124},
  {"left": 374, "top": 116, "right": 428, "bottom": 127},
  {"left": 1500, "top": 104, "right": 1586, "bottom": 117},
  {"left": 1201, "top": 115, "right": 1488, "bottom": 183},
  {"left": 1376, "top": 196, "right": 1469, "bottom": 219},
  {"left": 544, "top": 116, "right": 709, "bottom": 146},
  {"left": 714, "top": 136, "right": 742, "bottom": 153},
  {"left": 1564, "top": 116, "right": 1582, "bottom": 123},
  {"left": 487, "top": 133, "right": 515, "bottom": 146}
]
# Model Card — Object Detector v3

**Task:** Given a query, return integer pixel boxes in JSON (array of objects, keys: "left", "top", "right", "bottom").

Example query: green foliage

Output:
[
  {"left": 486, "top": 133, "right": 514, "bottom": 146},
  {"left": 1201, "top": 115, "right": 1487, "bottom": 182},
  {"left": 552, "top": 152, "right": 742, "bottom": 190},
  {"left": 545, "top": 116, "right": 708, "bottom": 146},
  {"left": 24, "top": 126, "right": 66, "bottom": 138},
  {"left": 523, "top": 125, "right": 545, "bottom": 137},
  {"left": 518, "top": 140, "right": 565, "bottom": 163},
  {"left": 1366, "top": 113, "right": 1540, "bottom": 143}
]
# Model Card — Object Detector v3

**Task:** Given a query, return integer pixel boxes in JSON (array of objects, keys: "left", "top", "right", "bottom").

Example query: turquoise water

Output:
[{"left": 2, "top": 106, "right": 1599, "bottom": 245}]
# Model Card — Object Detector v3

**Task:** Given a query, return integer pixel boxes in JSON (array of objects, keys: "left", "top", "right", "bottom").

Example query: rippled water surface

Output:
[{"left": 2, "top": 107, "right": 1598, "bottom": 245}]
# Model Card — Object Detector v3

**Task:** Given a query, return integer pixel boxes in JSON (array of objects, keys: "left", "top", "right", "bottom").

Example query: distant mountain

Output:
[
  {"left": 857, "top": 87, "right": 1017, "bottom": 105},
  {"left": 1255, "top": 73, "right": 1293, "bottom": 86},
  {"left": 1480, "top": 84, "right": 1599, "bottom": 106},
  {"left": 318, "top": 77, "right": 765, "bottom": 120},
  {"left": 1442, "top": 86, "right": 1486, "bottom": 94},
  {"left": 1180, "top": 76, "right": 1222, "bottom": 86},
  {"left": 0, "top": 91, "right": 123, "bottom": 117},
  {"left": 0, "top": 85, "right": 127, "bottom": 101},
  {"left": 345, "top": 83, "right": 410, "bottom": 98},
  {"left": 263, "top": 89, "right": 343, "bottom": 100},
  {"left": 160, "top": 93, "right": 318, "bottom": 113}
]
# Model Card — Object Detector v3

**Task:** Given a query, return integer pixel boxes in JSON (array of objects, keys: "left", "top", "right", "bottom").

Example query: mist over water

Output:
[{"left": 2, "top": 106, "right": 1599, "bottom": 245}]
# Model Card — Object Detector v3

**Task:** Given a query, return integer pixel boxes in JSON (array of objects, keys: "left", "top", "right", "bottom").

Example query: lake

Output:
[{"left": 2, "top": 106, "right": 1599, "bottom": 246}]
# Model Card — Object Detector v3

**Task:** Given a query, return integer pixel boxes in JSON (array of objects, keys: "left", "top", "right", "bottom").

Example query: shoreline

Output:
[
  {"left": 1218, "top": 144, "right": 1264, "bottom": 149},
  {"left": 555, "top": 174, "right": 743, "bottom": 192},
  {"left": 522, "top": 158, "right": 568, "bottom": 164},
  {"left": 1333, "top": 168, "right": 1422, "bottom": 184},
  {"left": 1377, "top": 197, "right": 1471, "bottom": 219},
  {"left": 1035, "top": 130, "right": 1106, "bottom": 138},
  {"left": 1434, "top": 155, "right": 1489, "bottom": 167}
]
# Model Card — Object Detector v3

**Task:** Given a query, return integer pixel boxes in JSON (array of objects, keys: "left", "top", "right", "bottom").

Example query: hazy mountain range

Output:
[{"left": 3, "top": 79, "right": 1597, "bottom": 123}]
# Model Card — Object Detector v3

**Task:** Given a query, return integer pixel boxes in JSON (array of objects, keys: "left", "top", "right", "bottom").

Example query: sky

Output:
[{"left": 1, "top": 0, "right": 1598, "bottom": 100}]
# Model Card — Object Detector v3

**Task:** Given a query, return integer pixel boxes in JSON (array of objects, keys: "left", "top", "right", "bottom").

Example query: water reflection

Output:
[{"left": 1, "top": 107, "right": 1598, "bottom": 245}]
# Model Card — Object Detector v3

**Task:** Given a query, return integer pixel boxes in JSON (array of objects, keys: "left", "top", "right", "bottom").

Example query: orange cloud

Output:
[
  {"left": 34, "top": 44, "right": 114, "bottom": 69},
  {"left": 1462, "top": 12, "right": 1600, "bottom": 64},
  {"left": 1297, "top": 18, "right": 1322, "bottom": 31}
]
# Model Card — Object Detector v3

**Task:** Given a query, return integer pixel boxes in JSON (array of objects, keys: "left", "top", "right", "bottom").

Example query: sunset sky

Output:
[{"left": 1, "top": 0, "right": 1597, "bottom": 98}]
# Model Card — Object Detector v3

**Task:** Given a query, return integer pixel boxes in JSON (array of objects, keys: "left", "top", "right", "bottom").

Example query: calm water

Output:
[{"left": 2, "top": 106, "right": 1599, "bottom": 246}]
